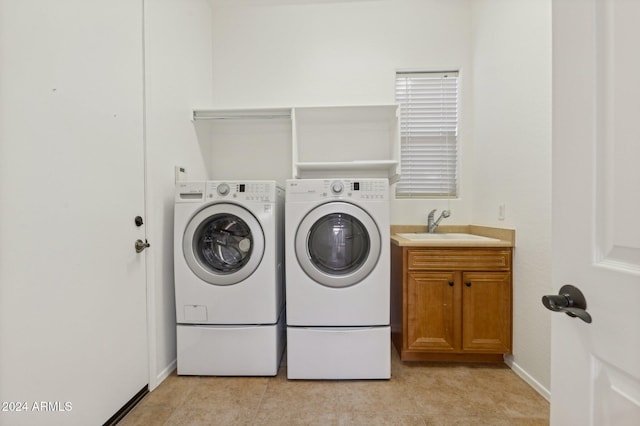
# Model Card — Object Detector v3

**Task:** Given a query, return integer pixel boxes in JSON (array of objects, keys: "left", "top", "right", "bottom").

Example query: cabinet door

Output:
[
  {"left": 461, "top": 272, "right": 512, "bottom": 353},
  {"left": 407, "top": 272, "right": 461, "bottom": 352}
]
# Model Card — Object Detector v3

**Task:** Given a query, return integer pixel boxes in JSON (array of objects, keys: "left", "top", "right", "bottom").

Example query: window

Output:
[{"left": 395, "top": 71, "right": 459, "bottom": 198}]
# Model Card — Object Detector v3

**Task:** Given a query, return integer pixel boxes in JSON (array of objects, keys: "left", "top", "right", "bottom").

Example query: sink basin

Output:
[{"left": 396, "top": 232, "right": 499, "bottom": 242}]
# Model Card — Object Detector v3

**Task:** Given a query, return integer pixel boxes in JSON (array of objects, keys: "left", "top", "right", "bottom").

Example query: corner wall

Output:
[
  {"left": 144, "top": 0, "right": 214, "bottom": 388},
  {"left": 209, "top": 0, "right": 474, "bottom": 225},
  {"left": 470, "top": 0, "right": 552, "bottom": 396}
]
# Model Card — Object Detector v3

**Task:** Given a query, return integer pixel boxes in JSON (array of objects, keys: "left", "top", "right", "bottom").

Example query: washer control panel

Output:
[
  {"left": 177, "top": 181, "right": 281, "bottom": 203},
  {"left": 287, "top": 178, "right": 388, "bottom": 201},
  {"left": 204, "top": 181, "right": 282, "bottom": 202}
]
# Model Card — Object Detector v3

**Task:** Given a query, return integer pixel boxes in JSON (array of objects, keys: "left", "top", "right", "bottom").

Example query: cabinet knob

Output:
[
  {"left": 448, "top": 282, "right": 454, "bottom": 287},
  {"left": 465, "top": 282, "right": 472, "bottom": 287}
]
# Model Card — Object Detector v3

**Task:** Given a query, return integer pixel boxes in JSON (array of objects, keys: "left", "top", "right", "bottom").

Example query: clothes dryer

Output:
[
  {"left": 285, "top": 178, "right": 390, "bottom": 379},
  {"left": 174, "top": 181, "right": 285, "bottom": 376}
]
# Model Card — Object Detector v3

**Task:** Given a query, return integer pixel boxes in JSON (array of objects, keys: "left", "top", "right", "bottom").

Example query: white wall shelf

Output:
[
  {"left": 192, "top": 108, "right": 293, "bottom": 184},
  {"left": 192, "top": 104, "right": 399, "bottom": 183},
  {"left": 193, "top": 108, "right": 291, "bottom": 121},
  {"left": 292, "top": 104, "right": 399, "bottom": 182},
  {"left": 294, "top": 160, "right": 399, "bottom": 182}
]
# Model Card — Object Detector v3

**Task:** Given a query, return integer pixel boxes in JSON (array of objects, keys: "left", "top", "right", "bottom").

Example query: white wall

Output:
[
  {"left": 144, "top": 0, "right": 214, "bottom": 388},
  {"left": 208, "top": 0, "right": 475, "bottom": 225},
  {"left": 205, "top": 0, "right": 553, "bottom": 399},
  {"left": 470, "top": 0, "right": 552, "bottom": 396}
]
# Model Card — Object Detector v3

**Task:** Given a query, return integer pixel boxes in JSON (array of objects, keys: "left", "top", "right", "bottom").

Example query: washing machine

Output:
[
  {"left": 285, "top": 178, "right": 390, "bottom": 379},
  {"left": 174, "top": 180, "right": 285, "bottom": 376}
]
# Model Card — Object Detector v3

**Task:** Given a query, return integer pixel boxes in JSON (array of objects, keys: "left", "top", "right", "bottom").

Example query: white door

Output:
[
  {"left": 0, "top": 1, "right": 148, "bottom": 425},
  {"left": 551, "top": 0, "right": 640, "bottom": 424}
]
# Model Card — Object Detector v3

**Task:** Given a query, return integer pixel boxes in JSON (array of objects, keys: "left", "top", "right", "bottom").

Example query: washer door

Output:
[
  {"left": 295, "top": 202, "right": 381, "bottom": 288},
  {"left": 183, "top": 203, "right": 265, "bottom": 286}
]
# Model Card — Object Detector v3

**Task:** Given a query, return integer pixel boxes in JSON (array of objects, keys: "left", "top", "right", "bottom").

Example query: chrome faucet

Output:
[{"left": 427, "top": 209, "right": 451, "bottom": 233}]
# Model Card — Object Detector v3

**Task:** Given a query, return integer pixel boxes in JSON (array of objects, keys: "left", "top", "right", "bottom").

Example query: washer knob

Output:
[
  {"left": 217, "top": 183, "right": 230, "bottom": 196},
  {"left": 331, "top": 181, "right": 344, "bottom": 194}
]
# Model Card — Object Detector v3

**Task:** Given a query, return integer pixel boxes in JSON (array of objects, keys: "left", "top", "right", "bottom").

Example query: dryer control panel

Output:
[{"left": 287, "top": 178, "right": 388, "bottom": 201}]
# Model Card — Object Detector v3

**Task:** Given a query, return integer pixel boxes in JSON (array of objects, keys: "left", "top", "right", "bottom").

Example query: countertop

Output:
[{"left": 390, "top": 225, "right": 515, "bottom": 248}]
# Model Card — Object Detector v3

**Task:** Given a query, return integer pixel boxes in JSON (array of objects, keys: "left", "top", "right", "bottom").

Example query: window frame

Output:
[{"left": 395, "top": 71, "right": 460, "bottom": 199}]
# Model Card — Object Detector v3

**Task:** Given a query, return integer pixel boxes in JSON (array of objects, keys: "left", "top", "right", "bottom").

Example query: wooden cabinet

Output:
[{"left": 391, "top": 246, "right": 512, "bottom": 362}]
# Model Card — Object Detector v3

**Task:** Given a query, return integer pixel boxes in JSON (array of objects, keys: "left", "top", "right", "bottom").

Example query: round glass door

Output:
[
  {"left": 295, "top": 202, "right": 381, "bottom": 288},
  {"left": 183, "top": 203, "right": 264, "bottom": 286},
  {"left": 307, "top": 213, "right": 370, "bottom": 275}
]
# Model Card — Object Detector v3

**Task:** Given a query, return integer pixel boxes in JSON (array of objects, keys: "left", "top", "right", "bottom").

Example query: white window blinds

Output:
[{"left": 395, "top": 71, "right": 459, "bottom": 198}]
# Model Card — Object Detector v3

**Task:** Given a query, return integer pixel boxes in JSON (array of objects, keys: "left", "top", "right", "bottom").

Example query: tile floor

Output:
[{"left": 121, "top": 348, "right": 549, "bottom": 425}]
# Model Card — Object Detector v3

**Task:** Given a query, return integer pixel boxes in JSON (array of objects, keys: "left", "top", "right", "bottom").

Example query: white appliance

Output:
[
  {"left": 285, "top": 178, "right": 390, "bottom": 379},
  {"left": 174, "top": 180, "right": 285, "bottom": 376}
]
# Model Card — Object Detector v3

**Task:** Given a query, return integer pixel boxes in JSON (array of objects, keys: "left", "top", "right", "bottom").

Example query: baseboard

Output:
[
  {"left": 504, "top": 355, "right": 551, "bottom": 402},
  {"left": 103, "top": 386, "right": 148, "bottom": 426},
  {"left": 150, "top": 359, "right": 177, "bottom": 391}
]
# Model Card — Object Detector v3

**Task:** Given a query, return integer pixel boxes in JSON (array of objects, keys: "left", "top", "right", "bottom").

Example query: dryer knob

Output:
[
  {"left": 331, "top": 181, "right": 344, "bottom": 194},
  {"left": 217, "top": 183, "right": 230, "bottom": 196}
]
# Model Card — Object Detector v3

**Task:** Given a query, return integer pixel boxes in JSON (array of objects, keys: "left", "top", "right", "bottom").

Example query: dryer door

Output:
[
  {"left": 295, "top": 202, "right": 381, "bottom": 288},
  {"left": 183, "top": 203, "right": 265, "bottom": 286}
]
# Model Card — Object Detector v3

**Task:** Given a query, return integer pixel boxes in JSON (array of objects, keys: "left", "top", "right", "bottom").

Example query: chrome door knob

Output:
[{"left": 135, "top": 239, "right": 150, "bottom": 253}]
